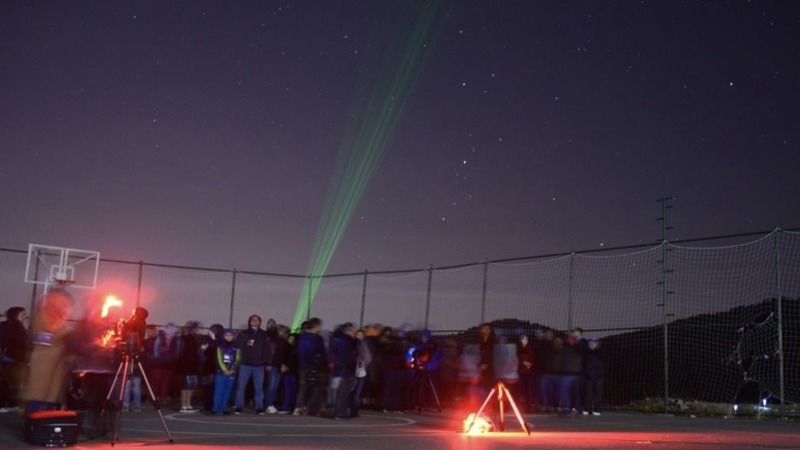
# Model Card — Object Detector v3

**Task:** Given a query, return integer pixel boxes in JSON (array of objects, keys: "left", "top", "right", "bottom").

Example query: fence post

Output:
[
  {"left": 567, "top": 252, "right": 575, "bottom": 331},
  {"left": 660, "top": 240, "right": 672, "bottom": 414},
  {"left": 424, "top": 265, "right": 434, "bottom": 329},
  {"left": 136, "top": 261, "right": 143, "bottom": 308},
  {"left": 29, "top": 251, "right": 41, "bottom": 314},
  {"left": 360, "top": 270, "right": 368, "bottom": 328},
  {"left": 480, "top": 259, "right": 489, "bottom": 323},
  {"left": 773, "top": 229, "right": 785, "bottom": 419},
  {"left": 306, "top": 276, "right": 313, "bottom": 320},
  {"left": 229, "top": 269, "right": 238, "bottom": 329}
]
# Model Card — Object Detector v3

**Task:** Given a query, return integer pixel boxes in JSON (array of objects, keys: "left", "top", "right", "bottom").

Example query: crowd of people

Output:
[{"left": 0, "top": 288, "right": 607, "bottom": 431}]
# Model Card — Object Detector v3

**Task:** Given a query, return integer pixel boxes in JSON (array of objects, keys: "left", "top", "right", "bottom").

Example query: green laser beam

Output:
[{"left": 292, "top": 2, "right": 449, "bottom": 329}]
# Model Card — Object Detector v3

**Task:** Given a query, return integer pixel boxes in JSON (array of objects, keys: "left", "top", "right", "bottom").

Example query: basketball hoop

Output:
[{"left": 25, "top": 244, "right": 100, "bottom": 291}]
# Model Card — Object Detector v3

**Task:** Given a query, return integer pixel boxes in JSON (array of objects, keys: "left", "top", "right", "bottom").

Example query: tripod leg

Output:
[
  {"left": 498, "top": 383, "right": 505, "bottom": 432},
  {"left": 501, "top": 383, "right": 531, "bottom": 435},
  {"left": 136, "top": 358, "right": 174, "bottom": 443},
  {"left": 111, "top": 356, "right": 130, "bottom": 445},
  {"left": 465, "top": 386, "right": 497, "bottom": 432},
  {"left": 98, "top": 357, "right": 127, "bottom": 442},
  {"left": 425, "top": 373, "right": 442, "bottom": 412}
]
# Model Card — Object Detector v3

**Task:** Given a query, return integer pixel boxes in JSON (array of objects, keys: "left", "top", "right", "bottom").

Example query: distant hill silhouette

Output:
[{"left": 441, "top": 298, "right": 799, "bottom": 406}]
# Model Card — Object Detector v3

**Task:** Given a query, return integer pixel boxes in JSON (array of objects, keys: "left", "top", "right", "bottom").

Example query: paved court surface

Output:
[{"left": 1, "top": 407, "right": 798, "bottom": 449}]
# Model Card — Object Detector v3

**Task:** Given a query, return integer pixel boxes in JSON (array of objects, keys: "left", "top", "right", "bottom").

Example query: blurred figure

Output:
[
  {"left": 67, "top": 292, "right": 120, "bottom": 438},
  {"left": 279, "top": 333, "right": 298, "bottom": 414},
  {"left": 406, "top": 329, "right": 441, "bottom": 412},
  {"left": 535, "top": 329, "right": 556, "bottom": 412},
  {"left": 331, "top": 323, "right": 357, "bottom": 420},
  {"left": 200, "top": 323, "right": 224, "bottom": 413},
  {"left": 177, "top": 321, "right": 200, "bottom": 412},
  {"left": 476, "top": 323, "right": 495, "bottom": 396},
  {"left": 550, "top": 336, "right": 583, "bottom": 415},
  {"left": 570, "top": 327, "right": 588, "bottom": 412},
  {"left": 264, "top": 318, "right": 284, "bottom": 414},
  {"left": 350, "top": 329, "right": 372, "bottom": 418},
  {"left": 376, "top": 327, "right": 405, "bottom": 413},
  {"left": 123, "top": 325, "right": 155, "bottom": 413},
  {"left": 22, "top": 288, "right": 74, "bottom": 413},
  {"left": 438, "top": 338, "right": 460, "bottom": 408},
  {"left": 294, "top": 318, "right": 326, "bottom": 416},
  {"left": 516, "top": 334, "right": 535, "bottom": 412},
  {"left": 0, "top": 306, "right": 28, "bottom": 412},
  {"left": 149, "top": 323, "right": 181, "bottom": 405},
  {"left": 583, "top": 338, "right": 605, "bottom": 416}
]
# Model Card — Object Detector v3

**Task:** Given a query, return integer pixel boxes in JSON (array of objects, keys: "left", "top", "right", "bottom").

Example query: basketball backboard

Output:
[{"left": 25, "top": 243, "right": 100, "bottom": 289}]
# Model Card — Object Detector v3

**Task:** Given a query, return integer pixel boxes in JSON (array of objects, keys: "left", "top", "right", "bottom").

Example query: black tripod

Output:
[
  {"left": 407, "top": 368, "right": 442, "bottom": 413},
  {"left": 99, "top": 351, "right": 173, "bottom": 446}
]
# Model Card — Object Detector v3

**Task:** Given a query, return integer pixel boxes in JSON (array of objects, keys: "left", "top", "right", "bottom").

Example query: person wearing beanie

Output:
[
  {"left": 212, "top": 329, "right": 241, "bottom": 415},
  {"left": 200, "top": 323, "right": 225, "bottom": 412}
]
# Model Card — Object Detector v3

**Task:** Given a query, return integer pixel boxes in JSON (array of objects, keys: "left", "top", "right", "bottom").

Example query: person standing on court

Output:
[{"left": 234, "top": 315, "right": 271, "bottom": 415}]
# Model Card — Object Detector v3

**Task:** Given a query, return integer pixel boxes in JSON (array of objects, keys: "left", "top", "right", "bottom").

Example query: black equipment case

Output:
[{"left": 24, "top": 410, "right": 79, "bottom": 446}]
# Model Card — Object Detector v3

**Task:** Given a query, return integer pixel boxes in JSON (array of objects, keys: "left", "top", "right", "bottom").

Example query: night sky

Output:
[{"left": 2, "top": 1, "right": 799, "bottom": 276}]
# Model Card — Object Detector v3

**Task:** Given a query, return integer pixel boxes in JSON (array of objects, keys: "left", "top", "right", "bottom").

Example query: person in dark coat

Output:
[
  {"left": 516, "top": 334, "right": 535, "bottom": 413},
  {"left": 331, "top": 323, "right": 358, "bottom": 420},
  {"left": 583, "top": 338, "right": 605, "bottom": 415},
  {"left": 264, "top": 318, "right": 285, "bottom": 414},
  {"left": 0, "top": 306, "right": 27, "bottom": 411},
  {"left": 234, "top": 314, "right": 271, "bottom": 415},
  {"left": 477, "top": 323, "right": 495, "bottom": 390},
  {"left": 200, "top": 323, "right": 224, "bottom": 413},
  {"left": 279, "top": 333, "right": 299, "bottom": 414},
  {"left": 549, "top": 336, "right": 583, "bottom": 415},
  {"left": 294, "top": 318, "right": 327, "bottom": 416},
  {"left": 177, "top": 321, "right": 201, "bottom": 412}
]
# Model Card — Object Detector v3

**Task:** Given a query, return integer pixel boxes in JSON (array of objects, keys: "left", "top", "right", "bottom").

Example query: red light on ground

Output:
[{"left": 463, "top": 413, "right": 495, "bottom": 435}]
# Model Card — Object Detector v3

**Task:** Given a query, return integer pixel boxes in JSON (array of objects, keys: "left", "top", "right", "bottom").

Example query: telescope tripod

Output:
[
  {"left": 99, "top": 352, "right": 173, "bottom": 446},
  {"left": 407, "top": 369, "right": 442, "bottom": 413},
  {"left": 466, "top": 382, "right": 531, "bottom": 434}
]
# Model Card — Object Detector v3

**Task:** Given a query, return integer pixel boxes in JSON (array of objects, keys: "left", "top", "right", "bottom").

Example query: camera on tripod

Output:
[
  {"left": 111, "top": 307, "right": 148, "bottom": 356},
  {"left": 409, "top": 341, "right": 437, "bottom": 371}
]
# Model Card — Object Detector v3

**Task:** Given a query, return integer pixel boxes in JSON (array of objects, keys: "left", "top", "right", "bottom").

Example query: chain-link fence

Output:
[{"left": 1, "top": 228, "right": 799, "bottom": 413}]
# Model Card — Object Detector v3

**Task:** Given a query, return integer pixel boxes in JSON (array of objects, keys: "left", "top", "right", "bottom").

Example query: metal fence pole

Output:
[
  {"left": 480, "top": 259, "right": 489, "bottom": 323},
  {"left": 567, "top": 252, "right": 575, "bottom": 331},
  {"left": 424, "top": 265, "right": 433, "bottom": 329},
  {"left": 228, "top": 269, "right": 238, "bottom": 329},
  {"left": 136, "top": 261, "right": 143, "bottom": 308},
  {"left": 661, "top": 241, "right": 671, "bottom": 414},
  {"left": 773, "top": 229, "right": 785, "bottom": 419},
  {"left": 360, "top": 270, "right": 368, "bottom": 328},
  {"left": 29, "top": 251, "right": 40, "bottom": 314},
  {"left": 306, "top": 276, "right": 313, "bottom": 320}
]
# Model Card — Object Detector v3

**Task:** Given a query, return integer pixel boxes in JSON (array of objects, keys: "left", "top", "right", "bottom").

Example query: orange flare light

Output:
[
  {"left": 100, "top": 329, "right": 118, "bottom": 348},
  {"left": 101, "top": 295, "right": 123, "bottom": 318}
]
